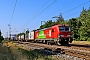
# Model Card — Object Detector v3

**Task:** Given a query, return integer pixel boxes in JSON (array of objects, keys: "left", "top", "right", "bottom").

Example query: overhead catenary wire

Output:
[
  {"left": 62, "top": 0, "right": 90, "bottom": 14},
  {"left": 22, "top": 0, "right": 57, "bottom": 27},
  {"left": 64, "top": 12, "right": 81, "bottom": 18},
  {"left": 11, "top": 28, "right": 16, "bottom": 32},
  {"left": 32, "top": 0, "right": 50, "bottom": 18},
  {"left": 10, "top": 0, "right": 17, "bottom": 24},
  {"left": 45, "top": 0, "right": 76, "bottom": 19},
  {"left": 24, "top": 0, "right": 50, "bottom": 26}
]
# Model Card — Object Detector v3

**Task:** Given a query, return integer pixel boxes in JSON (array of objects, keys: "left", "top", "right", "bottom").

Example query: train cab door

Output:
[{"left": 51, "top": 29, "right": 54, "bottom": 38}]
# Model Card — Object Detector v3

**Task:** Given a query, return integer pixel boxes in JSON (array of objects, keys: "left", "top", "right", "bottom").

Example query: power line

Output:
[
  {"left": 10, "top": 0, "right": 17, "bottom": 24},
  {"left": 22, "top": 0, "right": 57, "bottom": 27},
  {"left": 35, "top": 0, "right": 57, "bottom": 17},
  {"left": 64, "top": 12, "right": 81, "bottom": 18},
  {"left": 11, "top": 28, "right": 16, "bottom": 32},
  {"left": 45, "top": 0, "right": 76, "bottom": 19},
  {"left": 32, "top": 0, "right": 50, "bottom": 18},
  {"left": 24, "top": 0, "right": 50, "bottom": 27},
  {"left": 62, "top": 0, "right": 90, "bottom": 14}
]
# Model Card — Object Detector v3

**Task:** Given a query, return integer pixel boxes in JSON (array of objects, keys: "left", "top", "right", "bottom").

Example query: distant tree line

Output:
[
  {"left": 17, "top": 30, "right": 29, "bottom": 36},
  {"left": 0, "top": 30, "right": 4, "bottom": 42},
  {"left": 40, "top": 7, "right": 90, "bottom": 41}
]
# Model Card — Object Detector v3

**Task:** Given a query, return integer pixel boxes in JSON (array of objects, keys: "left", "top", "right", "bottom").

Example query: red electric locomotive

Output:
[{"left": 34, "top": 24, "right": 72, "bottom": 45}]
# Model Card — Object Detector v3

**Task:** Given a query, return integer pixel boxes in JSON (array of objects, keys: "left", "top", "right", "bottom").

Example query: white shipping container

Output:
[
  {"left": 28, "top": 31, "right": 34, "bottom": 40},
  {"left": 21, "top": 35, "right": 24, "bottom": 40},
  {"left": 25, "top": 34, "right": 28, "bottom": 40},
  {"left": 18, "top": 36, "right": 21, "bottom": 40}
]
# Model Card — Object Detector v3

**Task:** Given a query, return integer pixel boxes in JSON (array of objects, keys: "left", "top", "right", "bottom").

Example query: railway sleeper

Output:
[
  {"left": 53, "top": 48, "right": 65, "bottom": 54},
  {"left": 65, "top": 51, "right": 90, "bottom": 59},
  {"left": 65, "top": 53, "right": 78, "bottom": 57},
  {"left": 85, "top": 58, "right": 90, "bottom": 60},
  {"left": 86, "top": 53, "right": 90, "bottom": 56},
  {"left": 78, "top": 56, "right": 90, "bottom": 60},
  {"left": 65, "top": 50, "right": 76, "bottom": 53},
  {"left": 77, "top": 52, "right": 90, "bottom": 57},
  {"left": 67, "top": 53, "right": 85, "bottom": 59}
]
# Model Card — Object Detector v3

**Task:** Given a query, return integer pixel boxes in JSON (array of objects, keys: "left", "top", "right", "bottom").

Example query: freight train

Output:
[{"left": 16, "top": 24, "right": 73, "bottom": 45}]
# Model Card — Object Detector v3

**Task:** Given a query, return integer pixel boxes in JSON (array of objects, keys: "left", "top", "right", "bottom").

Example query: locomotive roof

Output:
[
  {"left": 54, "top": 24, "right": 69, "bottom": 26},
  {"left": 35, "top": 24, "right": 69, "bottom": 31}
]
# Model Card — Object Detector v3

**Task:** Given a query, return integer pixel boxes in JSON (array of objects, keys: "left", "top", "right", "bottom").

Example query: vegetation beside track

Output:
[
  {"left": 0, "top": 40, "right": 56, "bottom": 60},
  {"left": 1, "top": 40, "right": 90, "bottom": 60},
  {"left": 72, "top": 41, "right": 90, "bottom": 44}
]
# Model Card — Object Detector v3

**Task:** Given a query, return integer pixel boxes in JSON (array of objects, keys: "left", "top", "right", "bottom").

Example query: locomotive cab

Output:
[{"left": 58, "top": 24, "right": 72, "bottom": 45}]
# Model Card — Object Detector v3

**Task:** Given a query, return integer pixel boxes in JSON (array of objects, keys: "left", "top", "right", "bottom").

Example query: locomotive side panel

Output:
[
  {"left": 51, "top": 26, "right": 59, "bottom": 39},
  {"left": 35, "top": 28, "right": 52, "bottom": 39},
  {"left": 35, "top": 30, "right": 46, "bottom": 39},
  {"left": 35, "top": 31, "right": 39, "bottom": 39},
  {"left": 44, "top": 29, "right": 52, "bottom": 38},
  {"left": 35, "top": 27, "right": 60, "bottom": 40}
]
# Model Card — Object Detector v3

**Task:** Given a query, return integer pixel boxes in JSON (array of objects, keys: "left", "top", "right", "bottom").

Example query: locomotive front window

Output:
[
  {"left": 59, "top": 27, "right": 64, "bottom": 31},
  {"left": 59, "top": 26, "right": 70, "bottom": 31},
  {"left": 65, "top": 27, "right": 70, "bottom": 31}
]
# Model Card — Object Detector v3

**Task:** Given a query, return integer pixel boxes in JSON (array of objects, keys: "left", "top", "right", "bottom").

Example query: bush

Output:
[
  {"left": 0, "top": 36, "right": 4, "bottom": 43},
  {"left": 87, "top": 38, "right": 90, "bottom": 41}
]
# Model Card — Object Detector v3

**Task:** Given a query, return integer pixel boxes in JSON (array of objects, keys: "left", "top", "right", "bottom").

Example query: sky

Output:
[{"left": 0, "top": 0, "right": 90, "bottom": 38}]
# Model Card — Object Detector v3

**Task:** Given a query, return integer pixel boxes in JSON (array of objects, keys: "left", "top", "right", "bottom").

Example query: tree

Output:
[
  {"left": 39, "top": 20, "right": 56, "bottom": 29},
  {"left": 17, "top": 32, "right": 25, "bottom": 37},
  {"left": 68, "top": 18, "right": 79, "bottom": 40},
  {"left": 67, "top": 7, "right": 90, "bottom": 41},
  {"left": 0, "top": 30, "right": 4, "bottom": 42},
  {"left": 78, "top": 7, "right": 88, "bottom": 41},
  {"left": 85, "top": 7, "right": 90, "bottom": 41},
  {"left": 26, "top": 30, "right": 29, "bottom": 34}
]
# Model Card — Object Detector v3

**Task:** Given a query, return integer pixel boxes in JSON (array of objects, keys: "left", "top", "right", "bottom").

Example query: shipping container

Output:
[{"left": 28, "top": 31, "right": 34, "bottom": 40}]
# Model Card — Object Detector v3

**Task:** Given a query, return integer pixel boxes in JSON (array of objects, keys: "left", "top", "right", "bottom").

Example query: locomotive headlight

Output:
[
  {"left": 60, "top": 35, "right": 64, "bottom": 37},
  {"left": 67, "top": 35, "right": 70, "bottom": 37},
  {"left": 58, "top": 35, "right": 64, "bottom": 37}
]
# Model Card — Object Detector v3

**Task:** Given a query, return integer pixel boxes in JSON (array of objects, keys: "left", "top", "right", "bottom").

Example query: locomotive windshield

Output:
[{"left": 59, "top": 26, "right": 70, "bottom": 32}]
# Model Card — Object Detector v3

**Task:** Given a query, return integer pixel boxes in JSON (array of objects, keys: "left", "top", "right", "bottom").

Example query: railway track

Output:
[{"left": 13, "top": 41, "right": 90, "bottom": 60}]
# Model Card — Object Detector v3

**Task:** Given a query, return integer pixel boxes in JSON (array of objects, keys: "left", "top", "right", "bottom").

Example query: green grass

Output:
[{"left": 0, "top": 43, "right": 14, "bottom": 60}]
